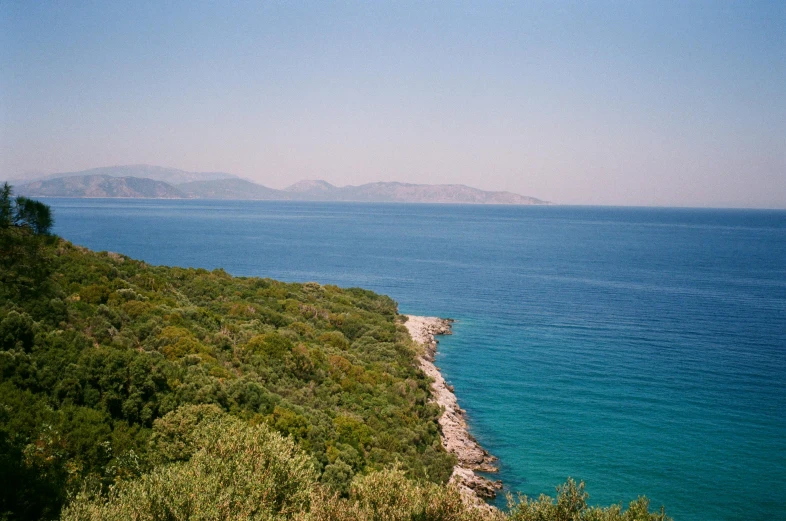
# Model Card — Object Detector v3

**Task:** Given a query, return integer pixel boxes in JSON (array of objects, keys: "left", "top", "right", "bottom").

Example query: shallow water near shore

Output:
[{"left": 45, "top": 199, "right": 786, "bottom": 521}]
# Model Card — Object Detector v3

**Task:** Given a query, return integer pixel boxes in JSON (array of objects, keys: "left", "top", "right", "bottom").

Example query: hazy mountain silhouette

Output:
[{"left": 10, "top": 165, "right": 549, "bottom": 204}]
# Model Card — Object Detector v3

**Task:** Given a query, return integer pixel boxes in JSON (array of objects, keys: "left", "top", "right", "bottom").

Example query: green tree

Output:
[
  {"left": 0, "top": 184, "right": 53, "bottom": 235},
  {"left": 13, "top": 196, "right": 54, "bottom": 235},
  {"left": 0, "top": 310, "right": 35, "bottom": 351},
  {"left": 0, "top": 184, "right": 55, "bottom": 300},
  {"left": 0, "top": 183, "right": 13, "bottom": 227},
  {"left": 62, "top": 408, "right": 317, "bottom": 521}
]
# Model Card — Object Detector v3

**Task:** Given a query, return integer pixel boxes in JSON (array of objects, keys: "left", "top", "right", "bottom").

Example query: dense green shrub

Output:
[
  {"left": 0, "top": 310, "right": 35, "bottom": 351},
  {"left": 64, "top": 410, "right": 499, "bottom": 521},
  {"left": 506, "top": 479, "right": 670, "bottom": 521},
  {"left": 302, "top": 468, "right": 502, "bottom": 521},
  {"left": 62, "top": 409, "right": 317, "bottom": 521}
]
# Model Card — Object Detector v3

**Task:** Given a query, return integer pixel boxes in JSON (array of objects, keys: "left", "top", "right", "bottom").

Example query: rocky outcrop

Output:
[{"left": 404, "top": 315, "right": 502, "bottom": 507}]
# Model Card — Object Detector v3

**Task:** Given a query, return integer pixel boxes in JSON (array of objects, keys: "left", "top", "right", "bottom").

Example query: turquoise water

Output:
[{"left": 45, "top": 199, "right": 786, "bottom": 521}]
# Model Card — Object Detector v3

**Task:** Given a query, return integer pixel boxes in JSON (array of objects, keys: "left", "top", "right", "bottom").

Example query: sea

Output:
[{"left": 44, "top": 198, "right": 786, "bottom": 521}]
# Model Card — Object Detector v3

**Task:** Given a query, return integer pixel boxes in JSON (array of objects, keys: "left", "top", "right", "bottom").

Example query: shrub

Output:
[
  {"left": 302, "top": 468, "right": 502, "bottom": 521},
  {"left": 0, "top": 310, "right": 35, "bottom": 351},
  {"left": 506, "top": 479, "right": 670, "bottom": 521},
  {"left": 62, "top": 409, "right": 317, "bottom": 521}
]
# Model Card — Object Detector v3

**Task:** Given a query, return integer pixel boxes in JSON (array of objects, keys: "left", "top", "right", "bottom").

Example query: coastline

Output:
[{"left": 403, "top": 315, "right": 502, "bottom": 506}]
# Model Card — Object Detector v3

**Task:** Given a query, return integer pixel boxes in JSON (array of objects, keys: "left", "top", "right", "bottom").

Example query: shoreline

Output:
[{"left": 403, "top": 315, "right": 502, "bottom": 506}]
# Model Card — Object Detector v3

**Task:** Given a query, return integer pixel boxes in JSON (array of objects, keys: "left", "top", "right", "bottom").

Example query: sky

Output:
[{"left": 1, "top": 1, "right": 784, "bottom": 208}]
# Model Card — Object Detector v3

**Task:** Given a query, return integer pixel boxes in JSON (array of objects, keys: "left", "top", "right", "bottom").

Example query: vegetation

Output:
[
  {"left": 62, "top": 406, "right": 668, "bottom": 521},
  {"left": 0, "top": 188, "right": 669, "bottom": 520},
  {"left": 506, "top": 480, "right": 668, "bottom": 521},
  {"left": 61, "top": 406, "right": 487, "bottom": 521},
  {"left": 1, "top": 183, "right": 56, "bottom": 302},
  {"left": 1, "top": 183, "right": 54, "bottom": 235}
]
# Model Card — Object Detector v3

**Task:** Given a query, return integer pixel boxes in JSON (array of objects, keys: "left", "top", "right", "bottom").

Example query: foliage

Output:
[
  {"left": 1, "top": 183, "right": 54, "bottom": 235},
  {"left": 62, "top": 409, "right": 316, "bottom": 521},
  {"left": 64, "top": 410, "right": 501, "bottom": 521},
  {"left": 0, "top": 184, "right": 57, "bottom": 300},
  {"left": 506, "top": 479, "right": 670, "bottom": 521},
  {"left": 301, "top": 467, "right": 504, "bottom": 521}
]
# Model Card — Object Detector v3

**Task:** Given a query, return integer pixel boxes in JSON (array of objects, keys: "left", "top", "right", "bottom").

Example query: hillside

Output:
[
  {"left": 16, "top": 175, "right": 186, "bottom": 198},
  {"left": 0, "top": 221, "right": 453, "bottom": 518}
]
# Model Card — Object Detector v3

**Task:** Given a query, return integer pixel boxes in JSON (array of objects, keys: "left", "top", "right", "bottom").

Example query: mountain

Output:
[
  {"left": 177, "top": 178, "right": 290, "bottom": 200},
  {"left": 6, "top": 164, "right": 239, "bottom": 186},
  {"left": 342, "top": 181, "right": 547, "bottom": 204},
  {"left": 284, "top": 180, "right": 548, "bottom": 204},
  {"left": 7, "top": 165, "right": 549, "bottom": 204},
  {"left": 283, "top": 180, "right": 338, "bottom": 198},
  {"left": 16, "top": 175, "right": 186, "bottom": 198}
]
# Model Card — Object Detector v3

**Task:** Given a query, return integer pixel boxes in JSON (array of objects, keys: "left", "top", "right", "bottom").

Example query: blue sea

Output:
[{"left": 45, "top": 199, "right": 786, "bottom": 521}]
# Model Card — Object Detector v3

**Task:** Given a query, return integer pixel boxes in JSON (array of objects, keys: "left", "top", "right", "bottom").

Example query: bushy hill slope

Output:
[{"left": 0, "top": 229, "right": 453, "bottom": 518}]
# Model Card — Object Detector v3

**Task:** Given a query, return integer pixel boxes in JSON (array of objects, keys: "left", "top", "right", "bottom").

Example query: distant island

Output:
[{"left": 7, "top": 165, "right": 549, "bottom": 205}]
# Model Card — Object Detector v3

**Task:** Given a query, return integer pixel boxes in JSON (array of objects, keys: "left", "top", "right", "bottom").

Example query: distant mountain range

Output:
[
  {"left": 176, "top": 178, "right": 283, "bottom": 200},
  {"left": 8, "top": 165, "right": 237, "bottom": 186},
  {"left": 280, "top": 180, "right": 546, "bottom": 204},
  {"left": 16, "top": 175, "right": 186, "bottom": 199},
  {"left": 7, "top": 165, "right": 549, "bottom": 205}
]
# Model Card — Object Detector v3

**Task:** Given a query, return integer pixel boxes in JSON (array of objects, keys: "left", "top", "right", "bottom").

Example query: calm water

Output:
[{"left": 45, "top": 199, "right": 786, "bottom": 521}]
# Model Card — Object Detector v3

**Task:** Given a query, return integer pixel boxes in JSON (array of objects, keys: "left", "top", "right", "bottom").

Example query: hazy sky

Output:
[{"left": 2, "top": 1, "right": 784, "bottom": 207}]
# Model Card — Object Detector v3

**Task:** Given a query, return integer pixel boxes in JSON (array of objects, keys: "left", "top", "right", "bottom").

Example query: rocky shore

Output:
[{"left": 404, "top": 315, "right": 502, "bottom": 507}]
